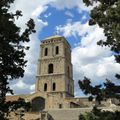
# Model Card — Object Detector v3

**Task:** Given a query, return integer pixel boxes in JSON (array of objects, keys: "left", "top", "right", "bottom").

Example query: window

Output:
[
  {"left": 48, "top": 64, "right": 53, "bottom": 74},
  {"left": 44, "top": 83, "right": 47, "bottom": 91},
  {"left": 59, "top": 104, "right": 62, "bottom": 109},
  {"left": 56, "top": 46, "right": 59, "bottom": 54},
  {"left": 44, "top": 48, "right": 48, "bottom": 56},
  {"left": 53, "top": 83, "right": 56, "bottom": 91},
  {"left": 67, "top": 66, "right": 70, "bottom": 77},
  {"left": 32, "top": 97, "right": 45, "bottom": 111}
]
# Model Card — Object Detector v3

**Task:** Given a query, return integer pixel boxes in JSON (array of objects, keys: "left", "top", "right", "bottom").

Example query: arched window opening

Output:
[
  {"left": 53, "top": 83, "right": 56, "bottom": 91},
  {"left": 44, "top": 48, "right": 48, "bottom": 56},
  {"left": 67, "top": 66, "right": 70, "bottom": 77},
  {"left": 48, "top": 64, "right": 53, "bottom": 74},
  {"left": 44, "top": 83, "right": 47, "bottom": 91},
  {"left": 56, "top": 46, "right": 59, "bottom": 54},
  {"left": 59, "top": 104, "right": 62, "bottom": 109},
  {"left": 32, "top": 97, "right": 45, "bottom": 111}
]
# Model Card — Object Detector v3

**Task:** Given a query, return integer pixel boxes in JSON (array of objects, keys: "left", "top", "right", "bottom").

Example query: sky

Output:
[{"left": 9, "top": 0, "right": 120, "bottom": 97}]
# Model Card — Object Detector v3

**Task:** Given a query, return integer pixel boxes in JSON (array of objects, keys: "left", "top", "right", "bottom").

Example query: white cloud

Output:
[
  {"left": 56, "top": 22, "right": 86, "bottom": 38},
  {"left": 10, "top": 0, "right": 49, "bottom": 33},
  {"left": 11, "top": 80, "right": 35, "bottom": 94},
  {"left": 56, "top": 22, "right": 106, "bottom": 42},
  {"left": 32, "top": 5, "right": 48, "bottom": 17},
  {"left": 15, "top": 80, "right": 27, "bottom": 89},
  {"left": 50, "top": 0, "right": 96, "bottom": 11},
  {"left": 56, "top": 20, "right": 120, "bottom": 96},
  {"left": 9, "top": 0, "right": 50, "bottom": 95},
  {"left": 65, "top": 23, "right": 120, "bottom": 96},
  {"left": 72, "top": 49, "right": 120, "bottom": 96},
  {"left": 9, "top": 0, "right": 97, "bottom": 33},
  {"left": 30, "top": 84, "right": 35, "bottom": 91},
  {"left": 44, "top": 13, "right": 52, "bottom": 18},
  {"left": 9, "top": 0, "right": 119, "bottom": 97},
  {"left": 65, "top": 11, "right": 74, "bottom": 17},
  {"left": 81, "top": 15, "right": 88, "bottom": 21}
]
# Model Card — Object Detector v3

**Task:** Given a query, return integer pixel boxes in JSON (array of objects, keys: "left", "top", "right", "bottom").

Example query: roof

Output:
[
  {"left": 43, "top": 35, "right": 63, "bottom": 40},
  {"left": 6, "top": 95, "right": 26, "bottom": 102},
  {"left": 42, "top": 35, "right": 71, "bottom": 48}
]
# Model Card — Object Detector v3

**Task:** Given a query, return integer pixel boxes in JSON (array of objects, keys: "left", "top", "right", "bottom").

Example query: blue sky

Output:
[
  {"left": 9, "top": 0, "right": 120, "bottom": 97},
  {"left": 38, "top": 6, "right": 90, "bottom": 48}
]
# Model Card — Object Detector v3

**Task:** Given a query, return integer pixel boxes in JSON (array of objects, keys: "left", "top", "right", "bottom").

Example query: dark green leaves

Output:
[
  {"left": 79, "top": 0, "right": 120, "bottom": 119},
  {"left": 79, "top": 107, "right": 120, "bottom": 120},
  {"left": 0, "top": 0, "right": 35, "bottom": 119}
]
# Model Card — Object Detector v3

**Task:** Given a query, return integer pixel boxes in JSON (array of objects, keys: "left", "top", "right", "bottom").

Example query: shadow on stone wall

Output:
[{"left": 48, "top": 113, "right": 54, "bottom": 120}]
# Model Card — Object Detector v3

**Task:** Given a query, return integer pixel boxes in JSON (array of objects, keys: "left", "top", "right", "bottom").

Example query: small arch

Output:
[
  {"left": 53, "top": 83, "right": 56, "bottom": 91},
  {"left": 59, "top": 104, "right": 62, "bottom": 109},
  {"left": 31, "top": 97, "right": 45, "bottom": 111},
  {"left": 44, "top": 83, "right": 47, "bottom": 91},
  {"left": 56, "top": 46, "right": 59, "bottom": 54},
  {"left": 48, "top": 64, "right": 53, "bottom": 74},
  {"left": 44, "top": 48, "right": 48, "bottom": 56}
]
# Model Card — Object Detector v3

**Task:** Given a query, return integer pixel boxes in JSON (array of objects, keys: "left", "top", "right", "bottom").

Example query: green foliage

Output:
[
  {"left": 78, "top": 0, "right": 120, "bottom": 119},
  {"left": 0, "top": 0, "right": 35, "bottom": 101},
  {"left": 79, "top": 107, "right": 120, "bottom": 120},
  {"left": 83, "top": 0, "right": 120, "bottom": 66},
  {"left": 78, "top": 77, "right": 120, "bottom": 104},
  {"left": 79, "top": 0, "right": 120, "bottom": 103},
  {"left": 0, "top": 0, "right": 35, "bottom": 119},
  {"left": 0, "top": 98, "right": 31, "bottom": 120}
]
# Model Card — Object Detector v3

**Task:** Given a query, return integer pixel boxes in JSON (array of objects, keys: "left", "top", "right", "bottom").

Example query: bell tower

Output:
[{"left": 36, "top": 35, "right": 74, "bottom": 97}]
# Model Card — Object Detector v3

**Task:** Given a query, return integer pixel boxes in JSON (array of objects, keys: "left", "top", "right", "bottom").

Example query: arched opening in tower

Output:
[
  {"left": 44, "top": 83, "right": 47, "bottom": 91},
  {"left": 53, "top": 82, "right": 56, "bottom": 91},
  {"left": 48, "top": 63, "right": 53, "bottom": 74},
  {"left": 44, "top": 48, "right": 48, "bottom": 56},
  {"left": 56, "top": 46, "right": 59, "bottom": 54}
]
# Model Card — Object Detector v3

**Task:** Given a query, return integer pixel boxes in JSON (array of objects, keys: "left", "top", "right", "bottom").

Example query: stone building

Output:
[
  {"left": 6, "top": 35, "right": 118, "bottom": 120},
  {"left": 25, "top": 35, "right": 82, "bottom": 111}
]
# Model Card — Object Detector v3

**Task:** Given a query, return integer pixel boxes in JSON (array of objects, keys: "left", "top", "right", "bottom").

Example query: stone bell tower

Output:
[{"left": 36, "top": 35, "right": 74, "bottom": 97}]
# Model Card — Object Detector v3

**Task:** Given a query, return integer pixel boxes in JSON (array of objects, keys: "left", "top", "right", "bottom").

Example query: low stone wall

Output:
[
  {"left": 8, "top": 106, "right": 120, "bottom": 120},
  {"left": 23, "top": 112, "right": 40, "bottom": 120},
  {"left": 47, "top": 108, "right": 92, "bottom": 120},
  {"left": 46, "top": 106, "right": 120, "bottom": 120}
]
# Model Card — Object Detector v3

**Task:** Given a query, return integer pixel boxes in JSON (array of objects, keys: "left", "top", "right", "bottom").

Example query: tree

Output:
[
  {"left": 78, "top": 0, "right": 120, "bottom": 119},
  {"left": 0, "top": 0, "right": 35, "bottom": 119},
  {"left": 83, "top": 0, "right": 120, "bottom": 65},
  {"left": 1, "top": 98, "right": 31, "bottom": 120},
  {"left": 79, "top": 107, "right": 120, "bottom": 120},
  {"left": 79, "top": 0, "right": 120, "bottom": 104}
]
